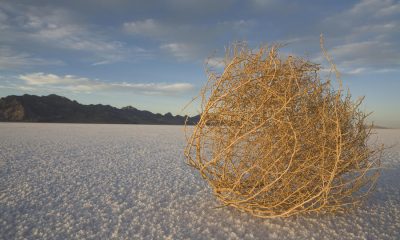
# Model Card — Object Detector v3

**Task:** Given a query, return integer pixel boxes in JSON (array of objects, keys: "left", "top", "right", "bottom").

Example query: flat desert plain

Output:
[{"left": 0, "top": 123, "right": 399, "bottom": 239}]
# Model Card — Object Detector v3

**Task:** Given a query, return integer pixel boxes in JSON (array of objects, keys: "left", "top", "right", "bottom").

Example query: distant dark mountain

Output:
[{"left": 0, "top": 94, "right": 199, "bottom": 125}]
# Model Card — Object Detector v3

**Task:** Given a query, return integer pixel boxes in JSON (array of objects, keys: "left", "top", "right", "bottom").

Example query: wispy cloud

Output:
[
  {"left": 315, "top": 40, "right": 398, "bottom": 67},
  {"left": 0, "top": 47, "right": 63, "bottom": 69},
  {"left": 123, "top": 18, "right": 256, "bottom": 60},
  {"left": 249, "top": 0, "right": 277, "bottom": 8},
  {"left": 323, "top": 0, "right": 400, "bottom": 34},
  {"left": 376, "top": 2, "right": 400, "bottom": 17},
  {"left": 17, "top": 72, "right": 194, "bottom": 95},
  {"left": 0, "top": 8, "right": 9, "bottom": 30},
  {"left": 206, "top": 57, "right": 225, "bottom": 69},
  {"left": 314, "top": 0, "right": 400, "bottom": 74},
  {"left": 115, "top": 82, "right": 194, "bottom": 94},
  {"left": 0, "top": 3, "right": 151, "bottom": 65},
  {"left": 346, "top": 67, "right": 367, "bottom": 75},
  {"left": 160, "top": 43, "right": 199, "bottom": 60},
  {"left": 123, "top": 19, "right": 164, "bottom": 37},
  {"left": 24, "top": 14, "right": 141, "bottom": 64},
  {"left": 19, "top": 73, "right": 87, "bottom": 85},
  {"left": 349, "top": 0, "right": 400, "bottom": 17},
  {"left": 123, "top": 19, "right": 198, "bottom": 60}
]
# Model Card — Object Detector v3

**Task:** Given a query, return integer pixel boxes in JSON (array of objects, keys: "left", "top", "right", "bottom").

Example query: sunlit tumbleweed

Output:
[{"left": 184, "top": 37, "right": 382, "bottom": 218}]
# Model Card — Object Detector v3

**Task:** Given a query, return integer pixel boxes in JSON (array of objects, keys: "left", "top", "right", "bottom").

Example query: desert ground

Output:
[{"left": 0, "top": 123, "right": 399, "bottom": 239}]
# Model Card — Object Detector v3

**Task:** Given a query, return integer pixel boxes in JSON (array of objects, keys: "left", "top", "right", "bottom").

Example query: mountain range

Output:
[{"left": 0, "top": 94, "right": 199, "bottom": 125}]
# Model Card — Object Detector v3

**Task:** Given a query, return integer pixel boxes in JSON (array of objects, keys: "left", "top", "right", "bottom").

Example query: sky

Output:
[{"left": 0, "top": 0, "right": 399, "bottom": 127}]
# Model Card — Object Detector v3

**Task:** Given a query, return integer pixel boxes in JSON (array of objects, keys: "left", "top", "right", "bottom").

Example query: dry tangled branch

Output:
[{"left": 184, "top": 37, "right": 383, "bottom": 218}]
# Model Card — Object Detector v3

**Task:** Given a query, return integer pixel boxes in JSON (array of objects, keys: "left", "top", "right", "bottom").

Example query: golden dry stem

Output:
[{"left": 184, "top": 39, "right": 382, "bottom": 218}]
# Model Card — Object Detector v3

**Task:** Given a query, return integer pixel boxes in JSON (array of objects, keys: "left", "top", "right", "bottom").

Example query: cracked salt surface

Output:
[{"left": 0, "top": 123, "right": 399, "bottom": 239}]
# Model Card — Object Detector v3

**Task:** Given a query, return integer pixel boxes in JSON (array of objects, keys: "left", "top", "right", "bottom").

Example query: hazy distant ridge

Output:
[{"left": 0, "top": 94, "right": 199, "bottom": 125}]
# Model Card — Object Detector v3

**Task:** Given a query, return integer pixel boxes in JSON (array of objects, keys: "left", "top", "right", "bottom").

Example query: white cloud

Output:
[
  {"left": 18, "top": 73, "right": 194, "bottom": 95},
  {"left": 160, "top": 43, "right": 198, "bottom": 60},
  {"left": 123, "top": 19, "right": 163, "bottom": 37},
  {"left": 206, "top": 57, "right": 225, "bottom": 68},
  {"left": 19, "top": 73, "right": 88, "bottom": 85}
]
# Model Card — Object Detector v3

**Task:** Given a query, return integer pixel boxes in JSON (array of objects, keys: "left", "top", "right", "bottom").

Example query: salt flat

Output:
[{"left": 0, "top": 123, "right": 399, "bottom": 239}]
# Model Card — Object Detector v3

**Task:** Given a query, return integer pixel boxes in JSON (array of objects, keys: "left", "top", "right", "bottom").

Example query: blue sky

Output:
[{"left": 0, "top": 0, "right": 399, "bottom": 127}]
